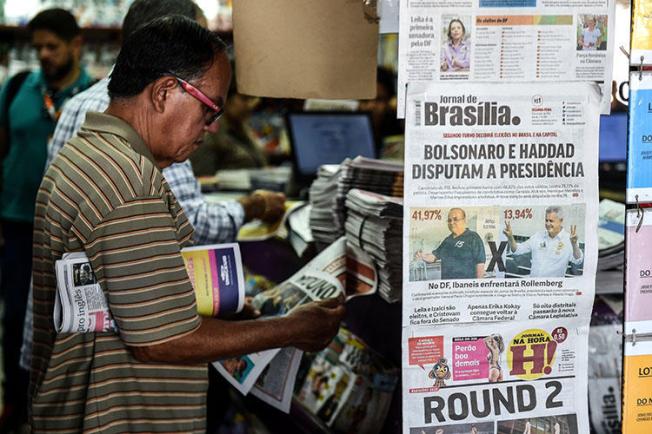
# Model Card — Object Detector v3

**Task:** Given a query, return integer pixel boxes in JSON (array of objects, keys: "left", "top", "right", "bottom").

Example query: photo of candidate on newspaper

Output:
[
  {"left": 410, "top": 421, "right": 494, "bottom": 434},
  {"left": 409, "top": 206, "right": 500, "bottom": 281},
  {"left": 440, "top": 15, "right": 471, "bottom": 74},
  {"left": 502, "top": 204, "right": 585, "bottom": 278},
  {"left": 577, "top": 14, "right": 607, "bottom": 51}
]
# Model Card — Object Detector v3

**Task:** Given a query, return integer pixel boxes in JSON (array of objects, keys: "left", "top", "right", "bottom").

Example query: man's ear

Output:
[
  {"left": 151, "top": 76, "right": 178, "bottom": 114},
  {"left": 70, "top": 36, "right": 83, "bottom": 60}
]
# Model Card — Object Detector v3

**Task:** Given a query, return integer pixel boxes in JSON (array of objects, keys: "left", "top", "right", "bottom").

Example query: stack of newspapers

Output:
[
  {"left": 345, "top": 189, "right": 403, "bottom": 303},
  {"left": 295, "top": 326, "right": 398, "bottom": 433},
  {"left": 308, "top": 164, "right": 342, "bottom": 247},
  {"left": 597, "top": 198, "right": 625, "bottom": 271},
  {"left": 309, "top": 157, "right": 404, "bottom": 250}
]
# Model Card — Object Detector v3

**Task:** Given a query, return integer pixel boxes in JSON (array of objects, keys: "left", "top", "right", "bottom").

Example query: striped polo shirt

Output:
[{"left": 31, "top": 112, "right": 207, "bottom": 433}]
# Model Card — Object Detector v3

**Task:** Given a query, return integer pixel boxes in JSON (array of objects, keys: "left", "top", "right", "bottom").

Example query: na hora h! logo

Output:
[{"left": 507, "top": 328, "right": 566, "bottom": 380}]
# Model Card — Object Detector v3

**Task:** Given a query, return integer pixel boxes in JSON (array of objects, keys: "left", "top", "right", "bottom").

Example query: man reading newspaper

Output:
[{"left": 30, "top": 17, "right": 344, "bottom": 433}]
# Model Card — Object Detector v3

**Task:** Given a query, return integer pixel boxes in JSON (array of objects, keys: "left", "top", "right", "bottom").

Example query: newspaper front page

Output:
[
  {"left": 402, "top": 82, "right": 600, "bottom": 433},
  {"left": 397, "top": 0, "right": 615, "bottom": 117}
]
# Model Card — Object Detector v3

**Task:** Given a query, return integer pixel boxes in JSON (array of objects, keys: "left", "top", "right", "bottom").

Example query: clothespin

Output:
[
  {"left": 363, "top": 0, "right": 380, "bottom": 24},
  {"left": 636, "top": 195, "right": 645, "bottom": 233}
]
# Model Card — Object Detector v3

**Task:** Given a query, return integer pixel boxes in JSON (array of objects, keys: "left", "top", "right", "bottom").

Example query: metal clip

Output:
[
  {"left": 619, "top": 45, "right": 631, "bottom": 59},
  {"left": 640, "top": 56, "right": 645, "bottom": 81},
  {"left": 636, "top": 194, "right": 645, "bottom": 233},
  {"left": 633, "top": 329, "right": 637, "bottom": 346}
]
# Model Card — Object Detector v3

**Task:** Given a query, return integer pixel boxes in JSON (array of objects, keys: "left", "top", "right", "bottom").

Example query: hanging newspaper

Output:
[
  {"left": 402, "top": 82, "right": 600, "bottom": 433},
  {"left": 631, "top": 0, "right": 652, "bottom": 64},
  {"left": 396, "top": 0, "right": 615, "bottom": 117}
]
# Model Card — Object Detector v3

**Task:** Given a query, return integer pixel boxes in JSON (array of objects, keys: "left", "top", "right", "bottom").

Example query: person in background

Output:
[
  {"left": 0, "top": 9, "right": 93, "bottom": 431},
  {"left": 190, "top": 74, "right": 267, "bottom": 176},
  {"left": 31, "top": 16, "right": 344, "bottom": 432},
  {"left": 46, "top": 0, "right": 282, "bottom": 247}
]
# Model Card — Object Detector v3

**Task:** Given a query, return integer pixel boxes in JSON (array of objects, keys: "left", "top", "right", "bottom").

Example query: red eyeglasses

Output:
[{"left": 173, "top": 75, "right": 224, "bottom": 126}]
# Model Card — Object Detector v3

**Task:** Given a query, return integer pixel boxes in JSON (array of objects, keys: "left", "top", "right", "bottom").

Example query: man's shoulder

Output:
[
  {"left": 463, "top": 229, "right": 483, "bottom": 241},
  {"left": 64, "top": 78, "right": 110, "bottom": 113}
]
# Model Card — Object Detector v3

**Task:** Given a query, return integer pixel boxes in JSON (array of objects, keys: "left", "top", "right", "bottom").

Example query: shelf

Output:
[
  {"left": 0, "top": 24, "right": 232, "bottom": 43},
  {"left": 0, "top": 24, "right": 121, "bottom": 43}
]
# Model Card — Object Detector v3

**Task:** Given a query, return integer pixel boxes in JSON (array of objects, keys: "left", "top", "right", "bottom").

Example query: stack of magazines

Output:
[
  {"left": 345, "top": 189, "right": 403, "bottom": 303},
  {"left": 309, "top": 157, "right": 404, "bottom": 250},
  {"left": 295, "top": 326, "right": 398, "bottom": 433}
]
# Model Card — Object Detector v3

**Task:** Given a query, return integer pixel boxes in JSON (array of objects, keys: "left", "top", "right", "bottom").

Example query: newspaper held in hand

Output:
[
  {"left": 215, "top": 236, "right": 378, "bottom": 410},
  {"left": 53, "top": 244, "right": 245, "bottom": 333}
]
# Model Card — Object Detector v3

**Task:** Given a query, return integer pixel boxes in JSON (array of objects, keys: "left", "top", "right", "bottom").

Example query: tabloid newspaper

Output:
[
  {"left": 295, "top": 327, "right": 399, "bottom": 432},
  {"left": 402, "top": 82, "right": 600, "bottom": 433},
  {"left": 396, "top": 0, "right": 615, "bottom": 117},
  {"left": 214, "top": 236, "right": 378, "bottom": 411}
]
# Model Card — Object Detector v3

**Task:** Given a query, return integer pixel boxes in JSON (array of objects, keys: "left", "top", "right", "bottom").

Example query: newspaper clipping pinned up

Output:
[
  {"left": 402, "top": 82, "right": 600, "bottom": 433},
  {"left": 397, "top": 0, "right": 615, "bottom": 117}
]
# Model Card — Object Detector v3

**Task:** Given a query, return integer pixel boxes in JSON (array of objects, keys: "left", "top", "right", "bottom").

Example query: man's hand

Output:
[
  {"left": 225, "top": 297, "right": 261, "bottom": 321},
  {"left": 239, "top": 190, "right": 286, "bottom": 223},
  {"left": 287, "top": 296, "right": 346, "bottom": 352},
  {"left": 570, "top": 224, "right": 578, "bottom": 245},
  {"left": 503, "top": 221, "right": 513, "bottom": 238},
  {"left": 414, "top": 249, "right": 423, "bottom": 261}
]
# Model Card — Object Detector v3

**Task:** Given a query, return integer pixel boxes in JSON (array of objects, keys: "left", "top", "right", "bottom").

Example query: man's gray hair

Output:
[{"left": 545, "top": 206, "right": 564, "bottom": 220}]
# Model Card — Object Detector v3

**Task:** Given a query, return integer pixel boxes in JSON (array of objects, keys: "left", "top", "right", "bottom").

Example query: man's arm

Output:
[
  {"left": 0, "top": 126, "right": 7, "bottom": 160},
  {"left": 476, "top": 263, "right": 485, "bottom": 279},
  {"left": 503, "top": 221, "right": 518, "bottom": 252},
  {"left": 0, "top": 81, "right": 10, "bottom": 160},
  {"left": 569, "top": 224, "right": 583, "bottom": 262},
  {"left": 130, "top": 297, "right": 345, "bottom": 364},
  {"left": 415, "top": 251, "right": 438, "bottom": 264},
  {"left": 163, "top": 162, "right": 285, "bottom": 245}
]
